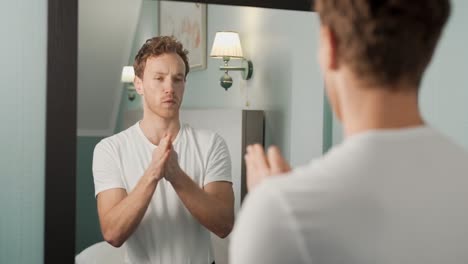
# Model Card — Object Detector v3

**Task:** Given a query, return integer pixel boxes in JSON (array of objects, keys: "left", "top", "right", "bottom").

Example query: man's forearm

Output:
[
  {"left": 169, "top": 171, "right": 234, "bottom": 238},
  {"left": 101, "top": 175, "right": 158, "bottom": 247}
]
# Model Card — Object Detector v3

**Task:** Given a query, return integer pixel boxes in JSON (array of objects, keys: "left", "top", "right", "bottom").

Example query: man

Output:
[
  {"left": 231, "top": 0, "right": 468, "bottom": 263},
  {"left": 93, "top": 36, "right": 234, "bottom": 264}
]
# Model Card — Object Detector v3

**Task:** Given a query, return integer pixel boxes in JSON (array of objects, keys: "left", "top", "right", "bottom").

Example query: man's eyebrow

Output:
[
  {"left": 151, "top": 71, "right": 168, "bottom": 75},
  {"left": 150, "top": 72, "right": 184, "bottom": 76}
]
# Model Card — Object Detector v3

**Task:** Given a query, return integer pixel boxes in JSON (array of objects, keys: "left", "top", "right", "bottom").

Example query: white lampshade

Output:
[
  {"left": 210, "top": 31, "right": 244, "bottom": 58},
  {"left": 121, "top": 66, "right": 135, "bottom": 83}
]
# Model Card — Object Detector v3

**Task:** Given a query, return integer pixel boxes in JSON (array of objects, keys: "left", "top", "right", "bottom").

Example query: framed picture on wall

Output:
[{"left": 159, "top": 2, "right": 207, "bottom": 71}]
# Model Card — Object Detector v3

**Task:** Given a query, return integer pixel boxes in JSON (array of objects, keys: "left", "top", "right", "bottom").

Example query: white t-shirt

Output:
[
  {"left": 230, "top": 126, "right": 468, "bottom": 264},
  {"left": 93, "top": 122, "right": 232, "bottom": 264}
]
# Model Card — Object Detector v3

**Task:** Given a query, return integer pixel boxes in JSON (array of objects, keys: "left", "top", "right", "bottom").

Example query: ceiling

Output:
[{"left": 77, "top": 0, "right": 142, "bottom": 136}]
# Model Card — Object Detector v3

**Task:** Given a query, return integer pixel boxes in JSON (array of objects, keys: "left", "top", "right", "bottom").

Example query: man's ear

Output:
[
  {"left": 319, "top": 25, "right": 339, "bottom": 72},
  {"left": 134, "top": 76, "right": 144, "bottom": 96},
  {"left": 320, "top": 25, "right": 343, "bottom": 122}
]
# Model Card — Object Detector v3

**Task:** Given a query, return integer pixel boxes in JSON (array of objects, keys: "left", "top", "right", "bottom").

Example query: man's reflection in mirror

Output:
[{"left": 92, "top": 36, "right": 234, "bottom": 264}]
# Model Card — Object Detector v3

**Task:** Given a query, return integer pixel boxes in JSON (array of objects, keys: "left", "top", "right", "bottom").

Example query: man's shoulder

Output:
[
  {"left": 95, "top": 124, "right": 138, "bottom": 152},
  {"left": 182, "top": 123, "right": 224, "bottom": 145},
  {"left": 261, "top": 161, "right": 327, "bottom": 191},
  {"left": 253, "top": 154, "right": 354, "bottom": 211},
  {"left": 183, "top": 123, "right": 216, "bottom": 136}
]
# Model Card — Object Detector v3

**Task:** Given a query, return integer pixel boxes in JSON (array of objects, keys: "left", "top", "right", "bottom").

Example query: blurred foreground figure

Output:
[{"left": 231, "top": 1, "right": 468, "bottom": 263}]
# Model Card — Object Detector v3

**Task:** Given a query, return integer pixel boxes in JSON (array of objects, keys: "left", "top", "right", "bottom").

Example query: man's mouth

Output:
[{"left": 163, "top": 98, "right": 177, "bottom": 104}]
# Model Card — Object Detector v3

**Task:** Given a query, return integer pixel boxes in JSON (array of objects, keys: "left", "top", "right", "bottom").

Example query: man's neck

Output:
[
  {"left": 339, "top": 77, "right": 425, "bottom": 138},
  {"left": 139, "top": 110, "right": 180, "bottom": 146}
]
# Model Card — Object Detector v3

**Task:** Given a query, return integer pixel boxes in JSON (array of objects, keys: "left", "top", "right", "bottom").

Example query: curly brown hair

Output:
[
  {"left": 133, "top": 36, "right": 190, "bottom": 79},
  {"left": 315, "top": 0, "right": 451, "bottom": 89}
]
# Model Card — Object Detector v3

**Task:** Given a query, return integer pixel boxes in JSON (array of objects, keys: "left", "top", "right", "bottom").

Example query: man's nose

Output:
[{"left": 164, "top": 80, "right": 175, "bottom": 93}]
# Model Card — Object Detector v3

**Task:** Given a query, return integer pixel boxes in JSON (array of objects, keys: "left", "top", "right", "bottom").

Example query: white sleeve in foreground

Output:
[{"left": 229, "top": 183, "right": 308, "bottom": 264}]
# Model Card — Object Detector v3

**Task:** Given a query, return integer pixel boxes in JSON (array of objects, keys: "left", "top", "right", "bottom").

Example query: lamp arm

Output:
[
  {"left": 219, "top": 66, "right": 246, "bottom": 71},
  {"left": 218, "top": 59, "right": 253, "bottom": 80}
]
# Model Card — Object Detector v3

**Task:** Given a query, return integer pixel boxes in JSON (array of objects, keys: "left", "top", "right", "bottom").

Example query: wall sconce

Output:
[
  {"left": 121, "top": 66, "right": 136, "bottom": 101},
  {"left": 210, "top": 31, "right": 253, "bottom": 90}
]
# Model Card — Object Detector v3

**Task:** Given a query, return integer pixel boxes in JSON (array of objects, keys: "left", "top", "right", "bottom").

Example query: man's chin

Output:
[
  {"left": 162, "top": 101, "right": 178, "bottom": 108},
  {"left": 155, "top": 109, "right": 179, "bottom": 119}
]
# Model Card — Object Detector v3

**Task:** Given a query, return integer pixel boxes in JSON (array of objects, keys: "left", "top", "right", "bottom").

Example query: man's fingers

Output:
[
  {"left": 152, "top": 134, "right": 172, "bottom": 163},
  {"left": 267, "top": 146, "right": 291, "bottom": 174},
  {"left": 245, "top": 146, "right": 256, "bottom": 174},
  {"left": 267, "top": 146, "right": 283, "bottom": 174},
  {"left": 158, "top": 149, "right": 171, "bottom": 166},
  {"left": 250, "top": 144, "right": 269, "bottom": 171},
  {"left": 245, "top": 144, "right": 273, "bottom": 191},
  {"left": 245, "top": 149, "right": 259, "bottom": 191},
  {"left": 159, "top": 134, "right": 172, "bottom": 150}
]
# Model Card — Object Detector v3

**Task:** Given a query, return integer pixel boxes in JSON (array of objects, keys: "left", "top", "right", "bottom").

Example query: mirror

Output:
[
  {"left": 46, "top": 0, "right": 468, "bottom": 262},
  {"left": 75, "top": 0, "right": 320, "bottom": 263}
]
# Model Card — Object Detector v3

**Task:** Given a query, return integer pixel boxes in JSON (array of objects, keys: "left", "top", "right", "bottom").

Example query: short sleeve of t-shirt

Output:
[
  {"left": 203, "top": 133, "right": 232, "bottom": 185},
  {"left": 92, "top": 140, "right": 126, "bottom": 197}
]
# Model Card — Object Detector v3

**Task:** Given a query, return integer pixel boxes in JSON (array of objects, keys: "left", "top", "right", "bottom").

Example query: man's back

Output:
[{"left": 231, "top": 126, "right": 468, "bottom": 263}]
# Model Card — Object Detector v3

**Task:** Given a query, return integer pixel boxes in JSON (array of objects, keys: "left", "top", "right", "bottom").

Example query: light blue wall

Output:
[
  {"left": 0, "top": 0, "right": 47, "bottom": 262},
  {"left": 78, "top": 0, "right": 143, "bottom": 136},
  {"left": 420, "top": 0, "right": 468, "bottom": 149}
]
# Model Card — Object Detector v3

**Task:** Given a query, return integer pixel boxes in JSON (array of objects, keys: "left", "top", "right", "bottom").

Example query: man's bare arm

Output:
[
  {"left": 168, "top": 172, "right": 235, "bottom": 238},
  {"left": 96, "top": 136, "right": 171, "bottom": 247}
]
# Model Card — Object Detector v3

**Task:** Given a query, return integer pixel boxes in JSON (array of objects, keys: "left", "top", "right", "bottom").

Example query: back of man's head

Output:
[{"left": 315, "top": 0, "right": 451, "bottom": 90}]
